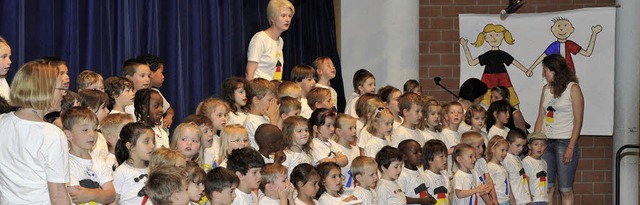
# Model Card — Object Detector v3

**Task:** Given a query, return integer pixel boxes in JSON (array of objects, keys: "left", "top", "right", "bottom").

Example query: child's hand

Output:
[
  {"left": 342, "top": 195, "right": 358, "bottom": 202},
  {"left": 265, "top": 98, "right": 279, "bottom": 123},
  {"left": 67, "top": 185, "right": 94, "bottom": 204},
  {"left": 475, "top": 184, "right": 491, "bottom": 195},
  {"left": 278, "top": 182, "right": 295, "bottom": 200},
  {"left": 162, "top": 115, "right": 173, "bottom": 128}
]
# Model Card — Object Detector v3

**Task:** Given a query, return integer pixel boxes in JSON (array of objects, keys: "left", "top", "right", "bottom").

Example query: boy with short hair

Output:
[
  {"left": 137, "top": 54, "right": 175, "bottom": 128},
  {"left": 104, "top": 76, "right": 136, "bottom": 120},
  {"left": 258, "top": 163, "right": 295, "bottom": 205},
  {"left": 307, "top": 87, "right": 334, "bottom": 111},
  {"left": 312, "top": 56, "right": 338, "bottom": 110},
  {"left": 205, "top": 167, "right": 241, "bottom": 205},
  {"left": 374, "top": 146, "right": 407, "bottom": 205},
  {"left": 503, "top": 129, "right": 531, "bottom": 205},
  {"left": 277, "top": 96, "right": 301, "bottom": 128},
  {"left": 277, "top": 81, "right": 303, "bottom": 100},
  {"left": 346, "top": 69, "right": 376, "bottom": 118},
  {"left": 255, "top": 124, "right": 286, "bottom": 164},
  {"left": 227, "top": 147, "right": 266, "bottom": 205},
  {"left": 290, "top": 65, "right": 316, "bottom": 119},
  {"left": 391, "top": 92, "right": 426, "bottom": 147},
  {"left": 77, "top": 70, "right": 105, "bottom": 92},
  {"left": 244, "top": 78, "right": 278, "bottom": 150},
  {"left": 351, "top": 156, "right": 379, "bottom": 205},
  {"left": 522, "top": 132, "right": 548, "bottom": 205},
  {"left": 62, "top": 107, "right": 116, "bottom": 204},
  {"left": 422, "top": 139, "right": 451, "bottom": 205},
  {"left": 397, "top": 140, "right": 435, "bottom": 205},
  {"left": 122, "top": 58, "right": 151, "bottom": 92},
  {"left": 145, "top": 165, "right": 190, "bottom": 205},
  {"left": 100, "top": 113, "right": 135, "bottom": 171}
]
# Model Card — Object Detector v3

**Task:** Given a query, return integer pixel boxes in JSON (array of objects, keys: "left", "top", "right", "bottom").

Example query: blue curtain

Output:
[{"left": 0, "top": 0, "right": 345, "bottom": 126}]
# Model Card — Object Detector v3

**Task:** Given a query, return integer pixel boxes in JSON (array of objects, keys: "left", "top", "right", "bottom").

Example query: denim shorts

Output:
[{"left": 542, "top": 139, "right": 579, "bottom": 192}]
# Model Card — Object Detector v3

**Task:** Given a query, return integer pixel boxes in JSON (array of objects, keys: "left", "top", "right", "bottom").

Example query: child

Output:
[
  {"left": 217, "top": 125, "right": 250, "bottom": 168},
  {"left": 403, "top": 79, "right": 421, "bottom": 95},
  {"left": 105, "top": 76, "right": 136, "bottom": 120},
  {"left": 316, "top": 162, "right": 359, "bottom": 204},
  {"left": 502, "top": 129, "right": 531, "bottom": 205},
  {"left": 374, "top": 146, "right": 406, "bottom": 205},
  {"left": 332, "top": 114, "right": 362, "bottom": 190},
  {"left": 346, "top": 69, "right": 376, "bottom": 118},
  {"left": 391, "top": 92, "right": 426, "bottom": 147},
  {"left": 461, "top": 132, "right": 498, "bottom": 205},
  {"left": 464, "top": 105, "right": 488, "bottom": 145},
  {"left": 149, "top": 147, "right": 187, "bottom": 171},
  {"left": 290, "top": 65, "right": 316, "bottom": 119},
  {"left": 278, "top": 96, "right": 301, "bottom": 125},
  {"left": 307, "top": 87, "right": 334, "bottom": 111},
  {"left": 196, "top": 98, "right": 229, "bottom": 134},
  {"left": 351, "top": 156, "right": 379, "bottom": 205},
  {"left": 0, "top": 36, "right": 12, "bottom": 101},
  {"left": 137, "top": 54, "right": 175, "bottom": 129},
  {"left": 277, "top": 81, "right": 303, "bottom": 100},
  {"left": 255, "top": 124, "right": 286, "bottom": 164},
  {"left": 145, "top": 165, "right": 190, "bottom": 205},
  {"left": 486, "top": 100, "right": 511, "bottom": 139},
  {"left": 258, "top": 163, "right": 295, "bottom": 205},
  {"left": 79, "top": 89, "right": 111, "bottom": 161},
  {"left": 290, "top": 163, "right": 321, "bottom": 205},
  {"left": 452, "top": 144, "right": 492, "bottom": 205},
  {"left": 222, "top": 77, "right": 250, "bottom": 125},
  {"left": 245, "top": 78, "right": 278, "bottom": 149},
  {"left": 113, "top": 122, "right": 156, "bottom": 205},
  {"left": 355, "top": 93, "right": 384, "bottom": 148},
  {"left": 62, "top": 107, "right": 116, "bottom": 204},
  {"left": 422, "top": 139, "right": 451, "bottom": 205},
  {"left": 397, "top": 140, "right": 434, "bottom": 205},
  {"left": 42, "top": 57, "right": 70, "bottom": 91},
  {"left": 183, "top": 114, "right": 218, "bottom": 170},
  {"left": 185, "top": 161, "right": 207, "bottom": 205},
  {"left": 171, "top": 122, "right": 205, "bottom": 165},
  {"left": 420, "top": 98, "right": 442, "bottom": 143},
  {"left": 312, "top": 56, "right": 338, "bottom": 109},
  {"left": 100, "top": 113, "right": 134, "bottom": 170},
  {"left": 227, "top": 147, "right": 266, "bottom": 205},
  {"left": 364, "top": 107, "right": 394, "bottom": 158},
  {"left": 522, "top": 132, "right": 548, "bottom": 205},
  {"left": 378, "top": 85, "right": 403, "bottom": 130},
  {"left": 77, "top": 70, "right": 104, "bottom": 92},
  {"left": 134, "top": 88, "right": 168, "bottom": 148},
  {"left": 204, "top": 167, "right": 240, "bottom": 205},
  {"left": 486, "top": 136, "right": 512, "bottom": 205},
  {"left": 440, "top": 102, "right": 464, "bottom": 173},
  {"left": 281, "top": 116, "right": 314, "bottom": 176},
  {"left": 310, "top": 108, "right": 348, "bottom": 166},
  {"left": 122, "top": 58, "right": 151, "bottom": 92}
]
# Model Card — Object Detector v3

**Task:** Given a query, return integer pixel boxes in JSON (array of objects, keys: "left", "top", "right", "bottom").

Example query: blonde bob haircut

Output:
[
  {"left": 10, "top": 59, "right": 60, "bottom": 109},
  {"left": 170, "top": 122, "right": 205, "bottom": 165},
  {"left": 473, "top": 24, "right": 514, "bottom": 47},
  {"left": 267, "top": 0, "right": 295, "bottom": 25}
]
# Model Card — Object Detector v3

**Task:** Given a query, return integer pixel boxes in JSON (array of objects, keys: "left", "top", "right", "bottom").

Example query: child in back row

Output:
[
  {"left": 113, "top": 122, "right": 155, "bottom": 205},
  {"left": 375, "top": 146, "right": 406, "bottom": 205},
  {"left": 332, "top": 114, "right": 362, "bottom": 190},
  {"left": 364, "top": 107, "right": 394, "bottom": 158},
  {"left": 77, "top": 70, "right": 104, "bottom": 92},
  {"left": 312, "top": 56, "right": 338, "bottom": 110},
  {"left": 397, "top": 139, "right": 434, "bottom": 205},
  {"left": 355, "top": 93, "right": 384, "bottom": 148},
  {"left": 403, "top": 79, "right": 421, "bottom": 95},
  {"left": 420, "top": 98, "right": 442, "bottom": 143},
  {"left": 486, "top": 136, "right": 512, "bottom": 205},
  {"left": 351, "top": 156, "right": 379, "bottom": 205},
  {"left": 486, "top": 100, "right": 511, "bottom": 140},
  {"left": 465, "top": 105, "right": 487, "bottom": 145},
  {"left": 0, "top": 37, "right": 12, "bottom": 100},
  {"left": 346, "top": 69, "right": 376, "bottom": 118},
  {"left": 245, "top": 78, "right": 278, "bottom": 149},
  {"left": 222, "top": 77, "right": 250, "bottom": 125},
  {"left": 378, "top": 85, "right": 403, "bottom": 130},
  {"left": 217, "top": 125, "right": 250, "bottom": 168},
  {"left": 101, "top": 113, "right": 135, "bottom": 170},
  {"left": 79, "top": 89, "right": 111, "bottom": 161},
  {"left": 502, "top": 129, "right": 531, "bottom": 205},
  {"left": 105, "top": 76, "right": 135, "bottom": 120},
  {"left": 135, "top": 88, "right": 168, "bottom": 148},
  {"left": 391, "top": 92, "right": 426, "bottom": 147},
  {"left": 422, "top": 139, "right": 451, "bottom": 205},
  {"left": 277, "top": 96, "right": 301, "bottom": 127},
  {"left": 227, "top": 147, "right": 266, "bottom": 205},
  {"left": 291, "top": 65, "right": 316, "bottom": 119},
  {"left": 452, "top": 144, "right": 492, "bottom": 205},
  {"left": 307, "top": 87, "right": 334, "bottom": 112},
  {"left": 137, "top": 54, "right": 175, "bottom": 128},
  {"left": 258, "top": 163, "right": 295, "bottom": 205},
  {"left": 521, "top": 132, "right": 548, "bottom": 205},
  {"left": 281, "top": 116, "right": 314, "bottom": 177},
  {"left": 121, "top": 59, "right": 151, "bottom": 119},
  {"left": 310, "top": 108, "right": 348, "bottom": 166}
]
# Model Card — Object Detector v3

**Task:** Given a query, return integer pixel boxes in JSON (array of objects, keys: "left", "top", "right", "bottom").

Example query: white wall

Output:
[{"left": 340, "top": 0, "right": 419, "bottom": 96}]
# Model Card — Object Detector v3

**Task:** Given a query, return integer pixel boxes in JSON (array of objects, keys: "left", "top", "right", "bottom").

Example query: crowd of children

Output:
[{"left": 0, "top": 24, "right": 554, "bottom": 205}]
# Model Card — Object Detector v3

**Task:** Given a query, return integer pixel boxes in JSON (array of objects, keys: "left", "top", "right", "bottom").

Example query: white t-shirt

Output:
[
  {"left": 357, "top": 126, "right": 374, "bottom": 149},
  {"left": 501, "top": 153, "right": 531, "bottom": 204},
  {"left": 0, "top": 78, "right": 9, "bottom": 101},
  {"left": 420, "top": 129, "right": 438, "bottom": 143},
  {"left": 244, "top": 113, "right": 270, "bottom": 150},
  {"left": 439, "top": 128, "right": 459, "bottom": 173},
  {"left": 487, "top": 125, "right": 509, "bottom": 139},
  {"left": 247, "top": 31, "right": 284, "bottom": 81},
  {"left": 352, "top": 186, "right": 377, "bottom": 205},
  {"left": 397, "top": 167, "right": 429, "bottom": 204},
  {"left": 113, "top": 162, "right": 149, "bottom": 205},
  {"left": 203, "top": 146, "right": 220, "bottom": 171},
  {"left": 91, "top": 132, "right": 110, "bottom": 161},
  {"left": 69, "top": 154, "right": 114, "bottom": 205},
  {"left": 300, "top": 98, "right": 313, "bottom": 119},
  {"left": 345, "top": 92, "right": 360, "bottom": 118},
  {"left": 124, "top": 104, "right": 137, "bottom": 122},
  {"left": 315, "top": 83, "right": 338, "bottom": 110},
  {"left": 312, "top": 138, "right": 337, "bottom": 164},
  {"left": 228, "top": 111, "right": 248, "bottom": 126},
  {"left": 375, "top": 178, "right": 406, "bottom": 205},
  {"left": 331, "top": 141, "right": 361, "bottom": 190},
  {"left": 318, "top": 192, "right": 350, "bottom": 205},
  {"left": 295, "top": 198, "right": 319, "bottom": 205},
  {"left": 0, "top": 112, "right": 70, "bottom": 204},
  {"left": 422, "top": 169, "right": 450, "bottom": 205},
  {"left": 105, "top": 153, "right": 118, "bottom": 172},
  {"left": 233, "top": 188, "right": 259, "bottom": 205},
  {"left": 487, "top": 162, "right": 510, "bottom": 204},
  {"left": 259, "top": 196, "right": 281, "bottom": 205},
  {"left": 364, "top": 137, "right": 388, "bottom": 158},
  {"left": 282, "top": 149, "right": 313, "bottom": 177},
  {"left": 453, "top": 169, "right": 485, "bottom": 205},
  {"left": 391, "top": 125, "right": 425, "bottom": 148},
  {"left": 153, "top": 125, "right": 170, "bottom": 148},
  {"left": 522, "top": 156, "right": 547, "bottom": 203},
  {"left": 474, "top": 158, "right": 489, "bottom": 178}
]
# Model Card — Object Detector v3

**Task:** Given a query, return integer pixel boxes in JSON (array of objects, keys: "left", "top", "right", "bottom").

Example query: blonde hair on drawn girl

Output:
[{"left": 473, "top": 24, "right": 514, "bottom": 47}]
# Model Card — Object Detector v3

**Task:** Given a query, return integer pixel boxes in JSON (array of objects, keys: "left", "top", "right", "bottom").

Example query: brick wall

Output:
[{"left": 418, "top": 0, "right": 616, "bottom": 204}]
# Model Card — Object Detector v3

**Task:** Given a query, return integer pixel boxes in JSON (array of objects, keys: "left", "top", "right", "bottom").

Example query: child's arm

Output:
[
  {"left": 68, "top": 182, "right": 116, "bottom": 204},
  {"left": 47, "top": 182, "right": 71, "bottom": 205},
  {"left": 162, "top": 107, "right": 175, "bottom": 128},
  {"left": 265, "top": 98, "right": 279, "bottom": 125},
  {"left": 405, "top": 196, "right": 433, "bottom": 205},
  {"left": 455, "top": 184, "right": 491, "bottom": 199},
  {"left": 484, "top": 174, "right": 499, "bottom": 205},
  {"left": 479, "top": 192, "right": 493, "bottom": 205},
  {"left": 459, "top": 38, "right": 479, "bottom": 66}
]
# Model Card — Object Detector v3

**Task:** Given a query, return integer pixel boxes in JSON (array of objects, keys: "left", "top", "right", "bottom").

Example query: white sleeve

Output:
[
  {"left": 95, "top": 158, "right": 114, "bottom": 186},
  {"left": 247, "top": 33, "right": 265, "bottom": 62},
  {"left": 113, "top": 169, "right": 125, "bottom": 194},
  {"left": 42, "top": 127, "right": 70, "bottom": 183}
]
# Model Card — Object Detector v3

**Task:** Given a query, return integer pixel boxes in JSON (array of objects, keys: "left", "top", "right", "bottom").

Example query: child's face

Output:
[
  {"left": 444, "top": 105, "right": 464, "bottom": 126},
  {"left": 292, "top": 124, "right": 310, "bottom": 147},
  {"left": 508, "top": 138, "right": 527, "bottom": 155},
  {"left": 58, "top": 64, "right": 70, "bottom": 90},
  {"left": 403, "top": 142, "right": 423, "bottom": 167},
  {"left": 281, "top": 108, "right": 301, "bottom": 120},
  {"left": 149, "top": 92, "right": 164, "bottom": 124},
  {"left": 491, "top": 143, "right": 509, "bottom": 163},
  {"left": 551, "top": 20, "right": 574, "bottom": 40},
  {"left": 239, "top": 167, "right": 262, "bottom": 189},
  {"left": 269, "top": 172, "right": 290, "bottom": 192},
  {"left": 528, "top": 140, "right": 547, "bottom": 159},
  {"left": 228, "top": 133, "right": 250, "bottom": 150},
  {"left": 359, "top": 77, "right": 376, "bottom": 94},
  {"left": 209, "top": 105, "right": 228, "bottom": 131},
  {"left": 495, "top": 111, "right": 510, "bottom": 125},
  {"left": 426, "top": 105, "right": 441, "bottom": 129},
  {"left": 298, "top": 175, "right": 320, "bottom": 199},
  {"left": 336, "top": 121, "right": 357, "bottom": 143},
  {"left": 233, "top": 85, "right": 248, "bottom": 107},
  {"left": 0, "top": 43, "right": 11, "bottom": 76},
  {"left": 130, "top": 129, "right": 156, "bottom": 162},
  {"left": 456, "top": 150, "right": 476, "bottom": 171},
  {"left": 187, "top": 179, "right": 205, "bottom": 202},
  {"left": 94, "top": 103, "right": 110, "bottom": 122},
  {"left": 257, "top": 92, "right": 276, "bottom": 111},
  {"left": 299, "top": 77, "right": 316, "bottom": 95},
  {"left": 86, "top": 80, "right": 105, "bottom": 92},
  {"left": 472, "top": 140, "right": 484, "bottom": 159},
  {"left": 128, "top": 65, "right": 151, "bottom": 91},
  {"left": 490, "top": 90, "right": 504, "bottom": 104},
  {"left": 471, "top": 112, "right": 486, "bottom": 130},
  {"left": 410, "top": 87, "right": 421, "bottom": 95},
  {"left": 171, "top": 180, "right": 191, "bottom": 205},
  {"left": 316, "top": 93, "right": 334, "bottom": 109},
  {"left": 403, "top": 104, "right": 423, "bottom": 126},
  {"left": 315, "top": 117, "right": 335, "bottom": 140},
  {"left": 356, "top": 165, "right": 379, "bottom": 189},
  {"left": 323, "top": 168, "right": 343, "bottom": 194},
  {"left": 150, "top": 65, "right": 164, "bottom": 88},
  {"left": 115, "top": 87, "right": 135, "bottom": 106},
  {"left": 387, "top": 91, "right": 401, "bottom": 115},
  {"left": 176, "top": 128, "right": 201, "bottom": 159},
  {"left": 429, "top": 153, "right": 447, "bottom": 172},
  {"left": 318, "top": 59, "right": 336, "bottom": 80},
  {"left": 66, "top": 119, "right": 98, "bottom": 151},
  {"left": 212, "top": 184, "right": 237, "bottom": 205},
  {"left": 377, "top": 117, "right": 394, "bottom": 136},
  {"left": 199, "top": 125, "right": 215, "bottom": 148},
  {"left": 484, "top": 31, "right": 504, "bottom": 47},
  {"left": 383, "top": 160, "right": 403, "bottom": 180}
]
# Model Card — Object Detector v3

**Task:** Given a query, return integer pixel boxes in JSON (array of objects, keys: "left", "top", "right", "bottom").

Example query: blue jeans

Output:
[
  {"left": 532, "top": 202, "right": 547, "bottom": 205},
  {"left": 542, "top": 139, "right": 579, "bottom": 192}
]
